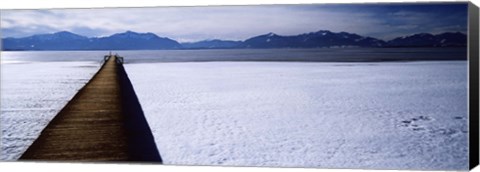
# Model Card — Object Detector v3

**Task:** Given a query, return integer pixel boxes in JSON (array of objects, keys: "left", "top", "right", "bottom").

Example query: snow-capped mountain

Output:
[
  {"left": 2, "top": 31, "right": 90, "bottom": 50},
  {"left": 241, "top": 30, "right": 386, "bottom": 48},
  {"left": 386, "top": 32, "right": 467, "bottom": 47},
  {"left": 31, "top": 31, "right": 89, "bottom": 41},
  {"left": 108, "top": 31, "right": 159, "bottom": 40},
  {"left": 241, "top": 32, "right": 292, "bottom": 48},
  {"left": 92, "top": 31, "right": 181, "bottom": 50}
]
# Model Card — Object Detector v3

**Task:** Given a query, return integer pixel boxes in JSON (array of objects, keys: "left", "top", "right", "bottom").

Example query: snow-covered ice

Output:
[
  {"left": 1, "top": 61, "right": 99, "bottom": 160},
  {"left": 124, "top": 61, "right": 468, "bottom": 170}
]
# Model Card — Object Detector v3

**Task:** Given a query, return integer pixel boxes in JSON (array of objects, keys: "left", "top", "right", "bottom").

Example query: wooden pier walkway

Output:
[{"left": 20, "top": 55, "right": 161, "bottom": 162}]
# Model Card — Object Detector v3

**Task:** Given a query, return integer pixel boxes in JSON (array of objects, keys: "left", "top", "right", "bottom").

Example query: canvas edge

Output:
[{"left": 469, "top": 1, "right": 480, "bottom": 170}]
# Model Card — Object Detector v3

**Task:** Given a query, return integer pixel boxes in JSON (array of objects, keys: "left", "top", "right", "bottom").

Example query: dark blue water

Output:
[{"left": 1, "top": 48, "right": 467, "bottom": 64}]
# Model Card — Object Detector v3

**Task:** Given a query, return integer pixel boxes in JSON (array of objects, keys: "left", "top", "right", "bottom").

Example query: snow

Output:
[
  {"left": 266, "top": 39, "right": 271, "bottom": 42},
  {"left": 124, "top": 61, "right": 468, "bottom": 170},
  {"left": 355, "top": 38, "right": 365, "bottom": 42},
  {"left": 1, "top": 61, "right": 99, "bottom": 160}
]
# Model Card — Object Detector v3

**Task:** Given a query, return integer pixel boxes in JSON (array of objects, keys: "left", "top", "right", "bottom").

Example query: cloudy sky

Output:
[{"left": 0, "top": 3, "right": 468, "bottom": 42}]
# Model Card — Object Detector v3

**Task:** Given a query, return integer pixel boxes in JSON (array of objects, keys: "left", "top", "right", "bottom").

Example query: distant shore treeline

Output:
[{"left": 1, "top": 30, "right": 467, "bottom": 51}]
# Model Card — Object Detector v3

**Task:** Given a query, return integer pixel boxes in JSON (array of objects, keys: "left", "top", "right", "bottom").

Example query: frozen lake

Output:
[
  {"left": 0, "top": 61, "right": 100, "bottom": 160},
  {"left": 0, "top": 49, "right": 469, "bottom": 170},
  {"left": 125, "top": 61, "right": 468, "bottom": 170}
]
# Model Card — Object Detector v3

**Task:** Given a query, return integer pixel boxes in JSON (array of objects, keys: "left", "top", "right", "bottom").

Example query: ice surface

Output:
[
  {"left": 124, "top": 61, "right": 468, "bottom": 170},
  {"left": 1, "top": 61, "right": 100, "bottom": 160}
]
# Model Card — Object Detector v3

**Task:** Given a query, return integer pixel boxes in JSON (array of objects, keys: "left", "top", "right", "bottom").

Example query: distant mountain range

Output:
[
  {"left": 1, "top": 30, "right": 467, "bottom": 51},
  {"left": 241, "top": 31, "right": 387, "bottom": 48},
  {"left": 387, "top": 32, "right": 467, "bottom": 47},
  {"left": 2, "top": 31, "right": 181, "bottom": 51}
]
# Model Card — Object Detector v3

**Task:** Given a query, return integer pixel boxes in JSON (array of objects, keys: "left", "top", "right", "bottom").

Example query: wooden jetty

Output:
[{"left": 20, "top": 55, "right": 161, "bottom": 162}]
